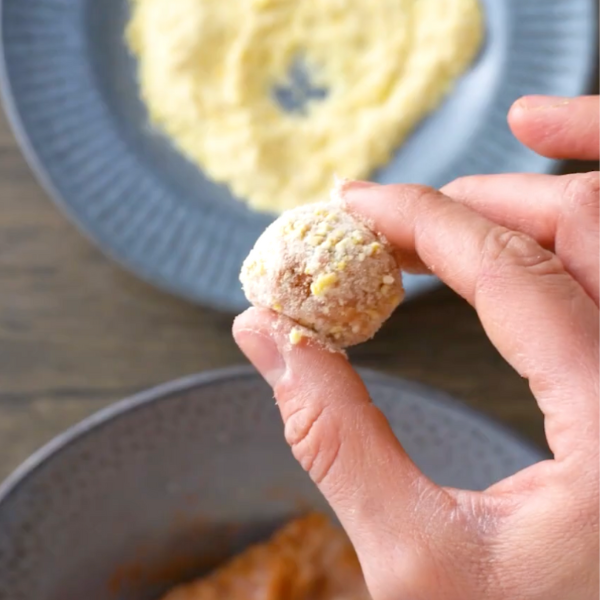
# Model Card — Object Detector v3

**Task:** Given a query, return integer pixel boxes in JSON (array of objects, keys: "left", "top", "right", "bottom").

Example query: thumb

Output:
[{"left": 233, "top": 308, "right": 469, "bottom": 598}]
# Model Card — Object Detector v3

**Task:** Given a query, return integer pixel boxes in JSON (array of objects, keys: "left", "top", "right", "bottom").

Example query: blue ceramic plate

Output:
[
  {"left": 0, "top": 368, "right": 545, "bottom": 599},
  {"left": 0, "top": 0, "right": 597, "bottom": 311}
]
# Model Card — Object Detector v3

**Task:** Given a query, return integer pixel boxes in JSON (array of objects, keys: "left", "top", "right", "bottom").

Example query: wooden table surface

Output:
[{"left": 2, "top": 106, "right": 594, "bottom": 482}]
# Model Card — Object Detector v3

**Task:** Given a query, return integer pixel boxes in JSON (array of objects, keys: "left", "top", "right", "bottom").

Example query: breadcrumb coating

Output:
[{"left": 240, "top": 191, "right": 403, "bottom": 348}]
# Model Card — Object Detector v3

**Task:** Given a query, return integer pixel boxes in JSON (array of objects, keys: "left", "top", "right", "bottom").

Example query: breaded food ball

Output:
[{"left": 240, "top": 201, "right": 404, "bottom": 348}]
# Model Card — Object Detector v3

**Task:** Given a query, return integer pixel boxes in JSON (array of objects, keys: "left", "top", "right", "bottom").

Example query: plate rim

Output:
[
  {"left": 0, "top": 0, "right": 597, "bottom": 311},
  {"left": 0, "top": 365, "right": 548, "bottom": 508}
]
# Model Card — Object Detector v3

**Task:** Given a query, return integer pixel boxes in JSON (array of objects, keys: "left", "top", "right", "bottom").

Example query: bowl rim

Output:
[{"left": 0, "top": 365, "right": 547, "bottom": 508}]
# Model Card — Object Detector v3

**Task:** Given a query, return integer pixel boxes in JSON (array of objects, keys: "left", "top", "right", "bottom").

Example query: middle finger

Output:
[{"left": 442, "top": 172, "right": 599, "bottom": 304}]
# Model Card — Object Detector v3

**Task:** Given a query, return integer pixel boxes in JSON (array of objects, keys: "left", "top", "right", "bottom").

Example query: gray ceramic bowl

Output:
[
  {"left": 0, "top": 0, "right": 597, "bottom": 311},
  {"left": 0, "top": 367, "right": 544, "bottom": 600}
]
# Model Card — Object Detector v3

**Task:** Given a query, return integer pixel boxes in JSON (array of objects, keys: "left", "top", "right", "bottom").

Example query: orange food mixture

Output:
[{"left": 161, "top": 514, "right": 370, "bottom": 600}]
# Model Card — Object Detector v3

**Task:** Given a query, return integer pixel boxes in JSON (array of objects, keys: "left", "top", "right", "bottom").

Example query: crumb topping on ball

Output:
[{"left": 240, "top": 198, "right": 404, "bottom": 348}]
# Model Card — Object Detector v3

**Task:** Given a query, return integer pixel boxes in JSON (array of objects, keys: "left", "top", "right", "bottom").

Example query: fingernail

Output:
[
  {"left": 332, "top": 177, "right": 377, "bottom": 205},
  {"left": 343, "top": 180, "right": 379, "bottom": 197},
  {"left": 236, "top": 330, "right": 286, "bottom": 388},
  {"left": 348, "top": 179, "right": 378, "bottom": 188},
  {"left": 339, "top": 180, "right": 380, "bottom": 207},
  {"left": 517, "top": 95, "right": 571, "bottom": 110}
]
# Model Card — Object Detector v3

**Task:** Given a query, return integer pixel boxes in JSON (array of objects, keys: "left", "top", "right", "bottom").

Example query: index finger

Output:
[
  {"left": 508, "top": 95, "right": 599, "bottom": 161},
  {"left": 344, "top": 183, "right": 599, "bottom": 458}
]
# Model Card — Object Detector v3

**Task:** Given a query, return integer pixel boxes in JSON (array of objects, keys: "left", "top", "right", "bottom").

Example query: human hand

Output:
[{"left": 233, "top": 95, "right": 599, "bottom": 600}]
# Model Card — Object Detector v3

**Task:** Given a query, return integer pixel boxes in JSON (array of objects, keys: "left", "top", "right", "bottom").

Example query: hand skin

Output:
[{"left": 233, "top": 96, "right": 599, "bottom": 600}]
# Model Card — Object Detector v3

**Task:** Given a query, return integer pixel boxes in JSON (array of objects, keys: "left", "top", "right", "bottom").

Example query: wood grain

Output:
[{"left": 2, "top": 98, "right": 595, "bottom": 481}]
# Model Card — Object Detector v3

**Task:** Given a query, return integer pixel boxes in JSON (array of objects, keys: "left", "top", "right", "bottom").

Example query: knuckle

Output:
[
  {"left": 390, "top": 183, "right": 440, "bottom": 207},
  {"left": 481, "top": 226, "right": 564, "bottom": 277},
  {"left": 411, "top": 184, "right": 445, "bottom": 206},
  {"left": 441, "top": 175, "right": 474, "bottom": 197},
  {"left": 409, "top": 183, "right": 438, "bottom": 196},
  {"left": 562, "top": 172, "right": 600, "bottom": 212},
  {"left": 283, "top": 403, "right": 341, "bottom": 485},
  {"left": 400, "top": 183, "right": 437, "bottom": 196}
]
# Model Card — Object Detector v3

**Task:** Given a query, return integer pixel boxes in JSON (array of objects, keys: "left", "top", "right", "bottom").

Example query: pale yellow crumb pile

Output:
[{"left": 127, "top": 0, "right": 483, "bottom": 213}]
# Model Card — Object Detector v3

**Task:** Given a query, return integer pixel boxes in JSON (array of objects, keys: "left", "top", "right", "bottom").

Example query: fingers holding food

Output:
[{"left": 240, "top": 192, "right": 404, "bottom": 349}]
